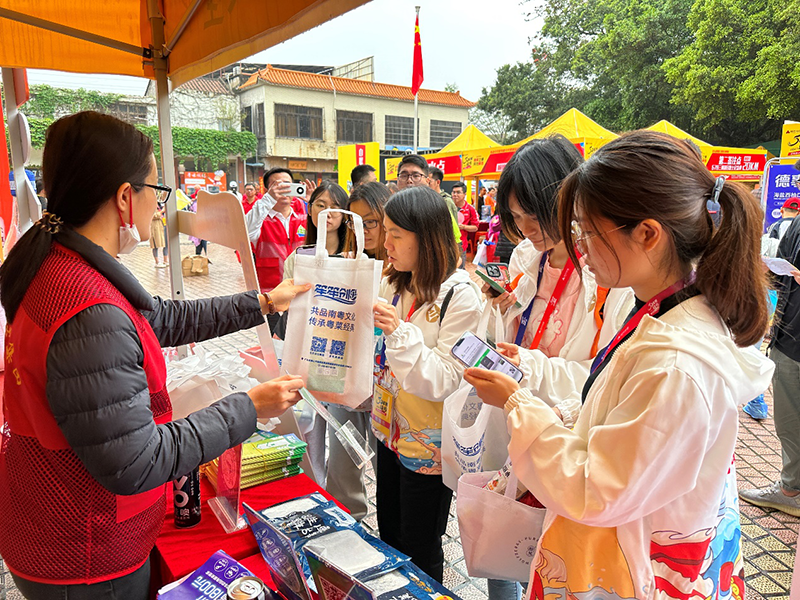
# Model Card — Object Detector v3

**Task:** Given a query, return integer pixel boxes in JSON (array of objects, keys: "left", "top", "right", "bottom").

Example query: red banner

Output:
[
  {"left": 706, "top": 152, "right": 766, "bottom": 174},
  {"left": 356, "top": 144, "right": 366, "bottom": 166},
  {"left": 0, "top": 101, "right": 12, "bottom": 243},
  {"left": 482, "top": 150, "right": 515, "bottom": 175},
  {"left": 426, "top": 154, "right": 462, "bottom": 176}
]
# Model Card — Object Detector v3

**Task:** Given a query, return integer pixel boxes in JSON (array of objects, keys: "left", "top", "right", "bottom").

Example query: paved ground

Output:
[{"left": 1, "top": 239, "right": 797, "bottom": 599}]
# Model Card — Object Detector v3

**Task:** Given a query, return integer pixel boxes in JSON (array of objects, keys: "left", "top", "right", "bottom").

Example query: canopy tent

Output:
[
  {"left": 645, "top": 120, "right": 767, "bottom": 182},
  {"left": 462, "top": 109, "right": 620, "bottom": 180},
  {"left": 0, "top": 0, "right": 370, "bottom": 296},
  {"left": 646, "top": 120, "right": 711, "bottom": 147},
  {"left": 384, "top": 124, "right": 498, "bottom": 182},
  {"left": 519, "top": 108, "right": 618, "bottom": 144}
]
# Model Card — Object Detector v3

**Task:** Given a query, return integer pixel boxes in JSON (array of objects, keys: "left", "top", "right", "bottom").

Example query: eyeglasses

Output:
[
  {"left": 137, "top": 183, "right": 172, "bottom": 204},
  {"left": 362, "top": 219, "right": 380, "bottom": 230},
  {"left": 571, "top": 220, "right": 625, "bottom": 253},
  {"left": 397, "top": 172, "right": 426, "bottom": 183}
]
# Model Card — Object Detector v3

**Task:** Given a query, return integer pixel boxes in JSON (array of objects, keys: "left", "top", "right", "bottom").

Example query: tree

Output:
[
  {"left": 664, "top": 0, "right": 798, "bottom": 144},
  {"left": 468, "top": 108, "right": 519, "bottom": 145}
]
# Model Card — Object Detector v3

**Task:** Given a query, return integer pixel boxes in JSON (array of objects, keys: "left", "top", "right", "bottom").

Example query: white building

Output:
[{"left": 236, "top": 65, "right": 475, "bottom": 183}]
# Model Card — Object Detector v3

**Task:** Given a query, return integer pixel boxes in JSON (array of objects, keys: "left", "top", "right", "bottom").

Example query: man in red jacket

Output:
[{"left": 244, "top": 168, "right": 312, "bottom": 293}]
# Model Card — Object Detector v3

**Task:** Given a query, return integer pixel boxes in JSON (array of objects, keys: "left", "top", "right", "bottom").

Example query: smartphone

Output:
[
  {"left": 451, "top": 332, "right": 524, "bottom": 382},
  {"left": 296, "top": 245, "right": 344, "bottom": 257},
  {"left": 290, "top": 182, "right": 307, "bottom": 198},
  {"left": 475, "top": 269, "right": 522, "bottom": 308},
  {"left": 486, "top": 262, "right": 511, "bottom": 285}
]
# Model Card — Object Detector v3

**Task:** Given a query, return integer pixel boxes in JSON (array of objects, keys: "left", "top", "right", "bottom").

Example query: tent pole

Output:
[
  {"left": 1, "top": 68, "right": 32, "bottom": 232},
  {"left": 147, "top": 0, "right": 184, "bottom": 306}
]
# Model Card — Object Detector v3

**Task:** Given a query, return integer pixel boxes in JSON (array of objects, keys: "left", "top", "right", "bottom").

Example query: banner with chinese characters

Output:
[
  {"left": 781, "top": 122, "right": 800, "bottom": 158},
  {"left": 337, "top": 142, "right": 380, "bottom": 191},
  {"left": 763, "top": 163, "right": 800, "bottom": 232},
  {"left": 385, "top": 152, "right": 462, "bottom": 182},
  {"left": 701, "top": 148, "right": 767, "bottom": 181}
]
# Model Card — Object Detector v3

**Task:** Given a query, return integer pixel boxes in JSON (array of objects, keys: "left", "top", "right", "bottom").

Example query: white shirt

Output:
[{"left": 268, "top": 208, "right": 292, "bottom": 237}]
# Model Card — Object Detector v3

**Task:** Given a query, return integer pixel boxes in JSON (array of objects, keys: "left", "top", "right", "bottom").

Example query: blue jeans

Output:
[
  {"left": 487, "top": 578, "right": 523, "bottom": 600},
  {"left": 11, "top": 558, "right": 150, "bottom": 600}
]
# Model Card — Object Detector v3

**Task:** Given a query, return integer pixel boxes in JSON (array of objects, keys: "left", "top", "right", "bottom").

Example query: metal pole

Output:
[
  {"left": 1, "top": 68, "right": 32, "bottom": 232},
  {"left": 413, "top": 93, "right": 418, "bottom": 153},
  {"left": 146, "top": 0, "right": 184, "bottom": 305}
]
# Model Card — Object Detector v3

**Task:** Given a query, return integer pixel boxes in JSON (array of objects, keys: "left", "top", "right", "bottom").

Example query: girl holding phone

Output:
[
  {"left": 372, "top": 186, "right": 482, "bottom": 582},
  {"left": 466, "top": 130, "right": 773, "bottom": 598}
]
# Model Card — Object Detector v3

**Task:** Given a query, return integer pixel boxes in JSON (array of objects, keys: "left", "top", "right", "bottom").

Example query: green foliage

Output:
[
  {"left": 478, "top": 0, "right": 795, "bottom": 146},
  {"left": 24, "top": 84, "right": 122, "bottom": 119}
]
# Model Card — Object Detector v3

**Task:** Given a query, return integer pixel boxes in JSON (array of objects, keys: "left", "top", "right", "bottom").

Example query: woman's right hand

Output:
[
  {"left": 247, "top": 374, "right": 304, "bottom": 418},
  {"left": 482, "top": 282, "right": 517, "bottom": 313},
  {"left": 496, "top": 342, "right": 521, "bottom": 367}
]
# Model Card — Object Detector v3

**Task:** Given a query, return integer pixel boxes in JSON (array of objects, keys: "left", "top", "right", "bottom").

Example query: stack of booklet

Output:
[{"left": 206, "top": 430, "right": 308, "bottom": 490}]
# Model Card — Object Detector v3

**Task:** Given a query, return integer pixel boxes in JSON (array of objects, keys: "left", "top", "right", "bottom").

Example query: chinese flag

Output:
[{"left": 411, "top": 12, "right": 424, "bottom": 96}]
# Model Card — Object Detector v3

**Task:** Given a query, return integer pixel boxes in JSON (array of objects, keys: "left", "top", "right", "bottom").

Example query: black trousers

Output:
[
  {"left": 376, "top": 442, "right": 453, "bottom": 582},
  {"left": 11, "top": 558, "right": 150, "bottom": 600}
]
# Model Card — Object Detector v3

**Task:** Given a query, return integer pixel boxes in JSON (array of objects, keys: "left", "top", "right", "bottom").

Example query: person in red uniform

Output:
[
  {"left": 244, "top": 168, "right": 316, "bottom": 293},
  {"left": 242, "top": 181, "right": 259, "bottom": 214},
  {"left": 0, "top": 111, "right": 309, "bottom": 600}
]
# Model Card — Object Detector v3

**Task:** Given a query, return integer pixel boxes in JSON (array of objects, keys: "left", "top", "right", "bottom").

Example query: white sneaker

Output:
[{"left": 739, "top": 481, "right": 800, "bottom": 517}]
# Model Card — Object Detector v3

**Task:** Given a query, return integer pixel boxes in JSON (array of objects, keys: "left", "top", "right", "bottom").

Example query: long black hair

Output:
[
  {"left": 385, "top": 186, "right": 458, "bottom": 304},
  {"left": 497, "top": 135, "right": 584, "bottom": 243},
  {"left": 305, "top": 180, "right": 350, "bottom": 253},
  {"left": 0, "top": 111, "right": 154, "bottom": 322}
]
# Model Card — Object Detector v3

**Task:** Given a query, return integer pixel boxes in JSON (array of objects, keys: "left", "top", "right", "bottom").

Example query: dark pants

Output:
[
  {"left": 195, "top": 240, "right": 208, "bottom": 255},
  {"left": 376, "top": 442, "right": 453, "bottom": 582},
  {"left": 11, "top": 558, "right": 150, "bottom": 600}
]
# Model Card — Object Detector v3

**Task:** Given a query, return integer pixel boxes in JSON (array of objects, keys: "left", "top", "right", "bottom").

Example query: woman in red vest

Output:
[{"left": 0, "top": 111, "right": 309, "bottom": 599}]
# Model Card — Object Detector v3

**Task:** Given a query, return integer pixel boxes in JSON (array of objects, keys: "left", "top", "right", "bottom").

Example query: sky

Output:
[{"left": 27, "top": 0, "right": 539, "bottom": 103}]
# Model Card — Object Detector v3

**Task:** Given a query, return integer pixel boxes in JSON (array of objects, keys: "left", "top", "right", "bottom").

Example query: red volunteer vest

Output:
[
  {"left": 0, "top": 243, "right": 172, "bottom": 585},
  {"left": 253, "top": 211, "right": 306, "bottom": 292}
]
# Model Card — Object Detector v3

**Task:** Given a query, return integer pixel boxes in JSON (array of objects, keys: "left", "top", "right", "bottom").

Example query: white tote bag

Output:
[
  {"left": 282, "top": 210, "right": 383, "bottom": 408},
  {"left": 441, "top": 304, "right": 510, "bottom": 491},
  {"left": 457, "top": 467, "right": 546, "bottom": 582}
]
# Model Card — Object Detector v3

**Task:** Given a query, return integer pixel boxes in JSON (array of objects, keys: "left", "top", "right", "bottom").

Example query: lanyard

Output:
[
  {"left": 590, "top": 272, "right": 697, "bottom": 374},
  {"left": 378, "top": 295, "right": 402, "bottom": 369},
  {"left": 515, "top": 252, "right": 577, "bottom": 350}
]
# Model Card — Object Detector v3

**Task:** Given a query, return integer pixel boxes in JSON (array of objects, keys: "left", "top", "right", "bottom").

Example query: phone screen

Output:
[{"left": 451, "top": 332, "right": 524, "bottom": 382}]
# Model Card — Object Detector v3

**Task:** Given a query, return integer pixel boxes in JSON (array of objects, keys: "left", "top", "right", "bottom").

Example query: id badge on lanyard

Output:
[{"left": 371, "top": 294, "right": 413, "bottom": 447}]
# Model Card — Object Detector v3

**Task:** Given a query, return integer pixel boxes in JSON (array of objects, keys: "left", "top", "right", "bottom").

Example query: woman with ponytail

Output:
[
  {"left": 0, "top": 112, "right": 309, "bottom": 599},
  {"left": 465, "top": 130, "right": 773, "bottom": 599}
]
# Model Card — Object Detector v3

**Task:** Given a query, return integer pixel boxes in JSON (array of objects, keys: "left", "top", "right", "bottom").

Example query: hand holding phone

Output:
[
  {"left": 475, "top": 269, "right": 522, "bottom": 309},
  {"left": 451, "top": 332, "right": 524, "bottom": 382}
]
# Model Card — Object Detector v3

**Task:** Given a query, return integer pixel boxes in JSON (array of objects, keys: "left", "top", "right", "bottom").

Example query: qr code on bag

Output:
[
  {"left": 330, "top": 340, "right": 346, "bottom": 359},
  {"left": 311, "top": 336, "right": 328, "bottom": 355}
]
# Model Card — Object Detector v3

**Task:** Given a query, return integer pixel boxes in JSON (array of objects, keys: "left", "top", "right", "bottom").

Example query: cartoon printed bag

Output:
[{"left": 282, "top": 210, "right": 382, "bottom": 408}]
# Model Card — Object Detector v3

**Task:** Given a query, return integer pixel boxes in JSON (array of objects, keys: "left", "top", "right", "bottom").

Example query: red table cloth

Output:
[{"left": 153, "top": 473, "right": 344, "bottom": 589}]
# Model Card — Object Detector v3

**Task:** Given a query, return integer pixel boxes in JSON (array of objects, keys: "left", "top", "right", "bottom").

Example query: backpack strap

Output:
[{"left": 439, "top": 282, "right": 469, "bottom": 326}]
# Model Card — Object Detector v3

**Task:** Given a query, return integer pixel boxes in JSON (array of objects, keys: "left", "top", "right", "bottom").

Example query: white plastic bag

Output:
[
  {"left": 282, "top": 210, "right": 383, "bottom": 408},
  {"left": 167, "top": 347, "right": 259, "bottom": 420},
  {"left": 441, "top": 303, "right": 510, "bottom": 491},
  {"left": 472, "top": 240, "right": 489, "bottom": 268},
  {"left": 456, "top": 467, "right": 545, "bottom": 582}
]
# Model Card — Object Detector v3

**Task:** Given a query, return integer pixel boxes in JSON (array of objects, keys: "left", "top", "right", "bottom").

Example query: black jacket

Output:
[
  {"left": 772, "top": 216, "right": 800, "bottom": 362},
  {"left": 46, "top": 229, "right": 264, "bottom": 496}
]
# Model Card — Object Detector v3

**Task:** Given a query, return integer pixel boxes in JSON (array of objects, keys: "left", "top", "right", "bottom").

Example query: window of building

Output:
[
  {"left": 275, "top": 104, "right": 323, "bottom": 139},
  {"left": 385, "top": 115, "right": 417, "bottom": 148},
  {"left": 255, "top": 103, "right": 266, "bottom": 138},
  {"left": 337, "top": 110, "right": 373, "bottom": 143},
  {"left": 242, "top": 106, "right": 253, "bottom": 132},
  {"left": 430, "top": 119, "right": 462, "bottom": 148},
  {"left": 108, "top": 102, "right": 149, "bottom": 125}
]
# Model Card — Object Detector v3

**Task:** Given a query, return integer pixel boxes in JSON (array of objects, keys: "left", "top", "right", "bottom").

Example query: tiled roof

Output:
[
  {"left": 178, "top": 77, "right": 232, "bottom": 95},
  {"left": 240, "top": 65, "right": 475, "bottom": 108}
]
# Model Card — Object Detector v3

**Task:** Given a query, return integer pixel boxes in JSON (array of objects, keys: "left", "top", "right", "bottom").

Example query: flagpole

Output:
[{"left": 413, "top": 5, "right": 420, "bottom": 154}]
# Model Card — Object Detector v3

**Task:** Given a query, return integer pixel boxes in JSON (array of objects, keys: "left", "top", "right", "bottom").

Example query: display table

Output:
[{"left": 153, "top": 473, "right": 345, "bottom": 590}]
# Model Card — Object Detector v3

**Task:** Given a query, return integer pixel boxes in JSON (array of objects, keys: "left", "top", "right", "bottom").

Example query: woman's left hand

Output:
[
  {"left": 263, "top": 279, "right": 312, "bottom": 313},
  {"left": 463, "top": 367, "right": 520, "bottom": 408},
  {"left": 304, "top": 179, "right": 317, "bottom": 203},
  {"left": 374, "top": 302, "right": 401, "bottom": 336}
]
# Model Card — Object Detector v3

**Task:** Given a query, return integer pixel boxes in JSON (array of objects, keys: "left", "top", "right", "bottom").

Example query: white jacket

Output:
[
  {"left": 505, "top": 294, "right": 774, "bottom": 599},
  {"left": 500, "top": 239, "right": 634, "bottom": 425}
]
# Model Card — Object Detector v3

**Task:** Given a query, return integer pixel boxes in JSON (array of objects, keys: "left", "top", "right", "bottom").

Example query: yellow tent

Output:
[
  {"left": 646, "top": 120, "right": 711, "bottom": 147},
  {"left": 520, "top": 108, "right": 618, "bottom": 144},
  {"left": 440, "top": 124, "right": 499, "bottom": 154}
]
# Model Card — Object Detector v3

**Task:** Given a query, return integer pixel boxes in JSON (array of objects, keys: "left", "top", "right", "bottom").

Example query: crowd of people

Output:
[{"left": 0, "top": 110, "right": 798, "bottom": 600}]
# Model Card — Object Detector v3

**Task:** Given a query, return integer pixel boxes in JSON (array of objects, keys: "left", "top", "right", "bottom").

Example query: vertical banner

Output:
[
  {"left": 337, "top": 142, "right": 379, "bottom": 191},
  {"left": 781, "top": 122, "right": 800, "bottom": 158},
  {"left": 763, "top": 163, "right": 800, "bottom": 232},
  {"left": 0, "top": 100, "right": 11, "bottom": 246}
]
